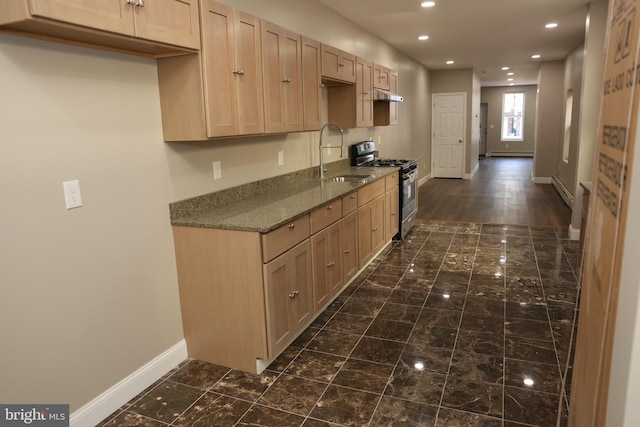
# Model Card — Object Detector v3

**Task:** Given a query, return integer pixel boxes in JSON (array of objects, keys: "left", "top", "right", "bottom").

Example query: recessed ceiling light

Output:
[
  {"left": 501, "top": 66, "right": 510, "bottom": 70},
  {"left": 446, "top": 60, "right": 455, "bottom": 65},
  {"left": 531, "top": 54, "right": 541, "bottom": 59},
  {"left": 507, "top": 78, "right": 514, "bottom": 81},
  {"left": 507, "top": 72, "right": 514, "bottom": 76},
  {"left": 509, "top": 83, "right": 515, "bottom": 86},
  {"left": 418, "top": 35, "right": 430, "bottom": 41},
  {"left": 421, "top": 1, "right": 436, "bottom": 8},
  {"left": 545, "top": 22, "right": 558, "bottom": 29}
]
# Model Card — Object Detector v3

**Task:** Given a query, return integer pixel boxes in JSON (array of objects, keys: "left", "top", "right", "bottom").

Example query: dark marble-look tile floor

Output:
[{"left": 100, "top": 220, "right": 580, "bottom": 427}]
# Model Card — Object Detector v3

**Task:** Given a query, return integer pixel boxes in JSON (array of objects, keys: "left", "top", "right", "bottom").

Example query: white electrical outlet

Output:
[
  {"left": 213, "top": 161, "right": 222, "bottom": 180},
  {"left": 505, "top": 144, "right": 509, "bottom": 148},
  {"left": 278, "top": 151, "right": 284, "bottom": 166},
  {"left": 63, "top": 180, "right": 82, "bottom": 209}
]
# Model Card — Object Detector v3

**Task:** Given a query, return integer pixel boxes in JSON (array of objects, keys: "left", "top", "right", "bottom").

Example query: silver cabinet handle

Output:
[
  {"left": 288, "top": 224, "right": 295, "bottom": 229},
  {"left": 137, "top": 0, "right": 144, "bottom": 5},
  {"left": 289, "top": 290, "right": 299, "bottom": 299},
  {"left": 281, "top": 78, "right": 291, "bottom": 83},
  {"left": 233, "top": 69, "right": 245, "bottom": 75},
  {"left": 339, "top": 63, "right": 345, "bottom": 67},
  {"left": 372, "top": 227, "right": 378, "bottom": 231},
  {"left": 327, "top": 261, "right": 335, "bottom": 267},
  {"left": 327, "top": 205, "right": 332, "bottom": 210},
  {"left": 126, "top": 0, "right": 135, "bottom": 4},
  {"left": 344, "top": 249, "right": 350, "bottom": 254}
]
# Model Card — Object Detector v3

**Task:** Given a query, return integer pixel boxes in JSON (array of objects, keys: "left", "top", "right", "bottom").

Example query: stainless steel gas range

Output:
[{"left": 350, "top": 141, "right": 418, "bottom": 240}]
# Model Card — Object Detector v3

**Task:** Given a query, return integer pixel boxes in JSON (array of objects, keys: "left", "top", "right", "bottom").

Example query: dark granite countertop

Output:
[{"left": 170, "top": 165, "right": 399, "bottom": 233}]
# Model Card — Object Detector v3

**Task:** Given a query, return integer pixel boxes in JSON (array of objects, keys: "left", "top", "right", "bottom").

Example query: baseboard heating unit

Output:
[{"left": 552, "top": 176, "right": 574, "bottom": 208}]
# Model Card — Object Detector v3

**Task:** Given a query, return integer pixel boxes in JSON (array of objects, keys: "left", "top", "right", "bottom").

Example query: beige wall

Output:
[
  {"left": 556, "top": 44, "right": 585, "bottom": 196},
  {"left": 0, "top": 0, "right": 431, "bottom": 414},
  {"left": 0, "top": 34, "right": 184, "bottom": 410},
  {"left": 480, "top": 85, "right": 538, "bottom": 155},
  {"left": 534, "top": 61, "right": 565, "bottom": 180}
]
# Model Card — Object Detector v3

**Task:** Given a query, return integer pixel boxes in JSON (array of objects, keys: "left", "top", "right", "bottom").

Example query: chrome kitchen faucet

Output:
[{"left": 318, "top": 122, "right": 344, "bottom": 179}]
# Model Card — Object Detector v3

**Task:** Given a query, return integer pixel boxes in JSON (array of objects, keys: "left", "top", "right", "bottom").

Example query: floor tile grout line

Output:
[
  {"left": 364, "top": 227, "right": 436, "bottom": 426},
  {"left": 431, "top": 224, "right": 481, "bottom": 424}
]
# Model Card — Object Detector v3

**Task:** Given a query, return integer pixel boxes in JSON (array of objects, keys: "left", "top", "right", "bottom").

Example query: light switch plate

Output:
[
  {"left": 63, "top": 180, "right": 82, "bottom": 209},
  {"left": 278, "top": 151, "right": 284, "bottom": 166}
]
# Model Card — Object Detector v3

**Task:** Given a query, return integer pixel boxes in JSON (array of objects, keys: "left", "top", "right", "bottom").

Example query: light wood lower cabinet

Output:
[
  {"left": 312, "top": 221, "right": 343, "bottom": 312},
  {"left": 342, "top": 211, "right": 359, "bottom": 284},
  {"left": 385, "top": 172, "right": 400, "bottom": 241},
  {"left": 171, "top": 177, "right": 396, "bottom": 373},
  {"left": 264, "top": 239, "right": 313, "bottom": 357},
  {"left": 358, "top": 194, "right": 385, "bottom": 268}
]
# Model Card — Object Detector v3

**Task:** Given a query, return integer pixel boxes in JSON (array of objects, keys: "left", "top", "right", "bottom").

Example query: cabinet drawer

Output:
[
  {"left": 385, "top": 172, "right": 399, "bottom": 191},
  {"left": 310, "top": 200, "right": 343, "bottom": 235},
  {"left": 262, "top": 215, "right": 310, "bottom": 262},
  {"left": 342, "top": 192, "right": 358, "bottom": 215},
  {"left": 358, "top": 179, "right": 385, "bottom": 207}
]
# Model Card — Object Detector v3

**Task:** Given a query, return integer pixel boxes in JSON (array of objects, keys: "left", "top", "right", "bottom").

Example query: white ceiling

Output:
[{"left": 319, "top": 0, "right": 592, "bottom": 87}]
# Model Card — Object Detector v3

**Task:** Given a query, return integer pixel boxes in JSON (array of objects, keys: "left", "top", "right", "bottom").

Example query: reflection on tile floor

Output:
[{"left": 100, "top": 220, "right": 580, "bottom": 427}]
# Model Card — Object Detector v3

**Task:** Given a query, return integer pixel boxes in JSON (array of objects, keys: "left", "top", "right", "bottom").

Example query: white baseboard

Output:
[
  {"left": 569, "top": 224, "right": 581, "bottom": 241},
  {"left": 418, "top": 173, "right": 431, "bottom": 187},
  {"left": 486, "top": 152, "right": 534, "bottom": 157},
  {"left": 533, "top": 176, "right": 553, "bottom": 184},
  {"left": 70, "top": 340, "right": 188, "bottom": 427},
  {"left": 463, "top": 163, "right": 479, "bottom": 180}
]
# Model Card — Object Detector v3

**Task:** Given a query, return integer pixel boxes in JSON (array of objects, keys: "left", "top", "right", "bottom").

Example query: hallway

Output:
[{"left": 418, "top": 157, "right": 571, "bottom": 227}]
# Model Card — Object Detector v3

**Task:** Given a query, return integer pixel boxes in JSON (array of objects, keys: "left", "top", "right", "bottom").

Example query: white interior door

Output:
[{"left": 432, "top": 93, "right": 465, "bottom": 178}]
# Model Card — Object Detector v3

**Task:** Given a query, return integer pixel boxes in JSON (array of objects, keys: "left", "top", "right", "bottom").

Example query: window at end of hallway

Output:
[{"left": 501, "top": 92, "right": 525, "bottom": 141}]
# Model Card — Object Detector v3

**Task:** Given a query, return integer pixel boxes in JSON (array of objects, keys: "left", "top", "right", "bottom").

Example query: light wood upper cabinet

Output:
[
  {"left": 374, "top": 71, "right": 399, "bottom": 126},
  {"left": 321, "top": 44, "right": 356, "bottom": 83},
  {"left": 356, "top": 57, "right": 374, "bottom": 128},
  {"left": 373, "top": 63, "right": 390, "bottom": 90},
  {"left": 301, "top": 36, "right": 323, "bottom": 131},
  {"left": 262, "top": 21, "right": 303, "bottom": 133},
  {"left": 1, "top": 0, "right": 200, "bottom": 55},
  {"left": 157, "top": 0, "right": 264, "bottom": 140}
]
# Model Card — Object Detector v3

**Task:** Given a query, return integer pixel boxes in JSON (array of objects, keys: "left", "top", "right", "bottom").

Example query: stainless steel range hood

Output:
[{"left": 373, "top": 88, "right": 403, "bottom": 102}]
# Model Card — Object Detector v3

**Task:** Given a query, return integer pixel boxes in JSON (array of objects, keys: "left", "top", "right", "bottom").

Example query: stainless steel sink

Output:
[{"left": 327, "top": 174, "right": 372, "bottom": 182}]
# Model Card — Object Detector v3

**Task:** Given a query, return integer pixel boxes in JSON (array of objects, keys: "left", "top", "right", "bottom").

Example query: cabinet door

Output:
[
  {"left": 374, "top": 64, "right": 390, "bottom": 90},
  {"left": 311, "top": 230, "right": 330, "bottom": 311},
  {"left": 264, "top": 252, "right": 294, "bottom": 357},
  {"left": 327, "top": 221, "right": 344, "bottom": 295},
  {"left": 302, "top": 37, "right": 322, "bottom": 131},
  {"left": 282, "top": 28, "right": 303, "bottom": 132},
  {"left": 264, "top": 240, "right": 312, "bottom": 357},
  {"left": 356, "top": 57, "right": 374, "bottom": 127},
  {"left": 389, "top": 71, "right": 399, "bottom": 125},
  {"left": 385, "top": 186, "right": 399, "bottom": 241},
  {"left": 289, "top": 240, "right": 313, "bottom": 333},
  {"left": 342, "top": 212, "right": 359, "bottom": 284},
  {"left": 358, "top": 202, "right": 374, "bottom": 268},
  {"left": 371, "top": 194, "right": 386, "bottom": 255},
  {"left": 234, "top": 9, "right": 264, "bottom": 135},
  {"left": 202, "top": 0, "right": 239, "bottom": 137},
  {"left": 262, "top": 21, "right": 286, "bottom": 134},
  {"left": 28, "top": 0, "right": 134, "bottom": 35},
  {"left": 321, "top": 44, "right": 341, "bottom": 81},
  {"left": 133, "top": 0, "right": 200, "bottom": 49}
]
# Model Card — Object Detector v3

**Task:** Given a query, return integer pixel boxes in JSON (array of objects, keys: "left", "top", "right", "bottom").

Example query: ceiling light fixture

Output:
[
  {"left": 507, "top": 78, "right": 514, "bottom": 81},
  {"left": 418, "top": 35, "right": 430, "bottom": 41},
  {"left": 509, "top": 83, "right": 515, "bottom": 86},
  {"left": 531, "top": 54, "right": 541, "bottom": 59},
  {"left": 545, "top": 22, "right": 558, "bottom": 29},
  {"left": 421, "top": 1, "right": 436, "bottom": 8},
  {"left": 501, "top": 66, "right": 510, "bottom": 70},
  {"left": 446, "top": 60, "right": 455, "bottom": 65},
  {"left": 507, "top": 72, "right": 514, "bottom": 76}
]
